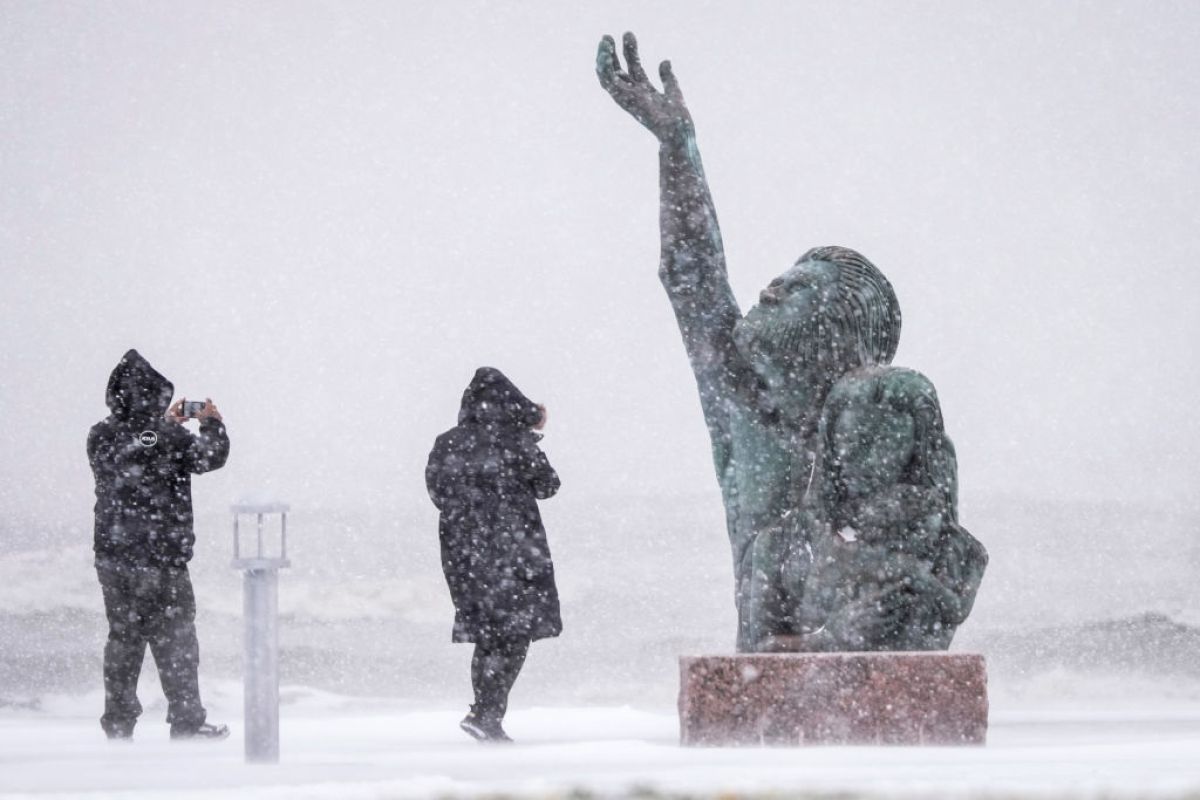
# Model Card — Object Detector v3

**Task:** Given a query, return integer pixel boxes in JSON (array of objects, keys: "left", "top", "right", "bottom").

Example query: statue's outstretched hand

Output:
[{"left": 596, "top": 32, "right": 692, "bottom": 141}]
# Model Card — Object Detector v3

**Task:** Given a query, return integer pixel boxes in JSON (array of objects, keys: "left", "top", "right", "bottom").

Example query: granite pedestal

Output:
[{"left": 679, "top": 653, "right": 987, "bottom": 746}]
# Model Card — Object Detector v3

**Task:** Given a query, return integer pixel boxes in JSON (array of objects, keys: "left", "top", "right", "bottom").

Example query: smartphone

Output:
[{"left": 182, "top": 401, "right": 208, "bottom": 418}]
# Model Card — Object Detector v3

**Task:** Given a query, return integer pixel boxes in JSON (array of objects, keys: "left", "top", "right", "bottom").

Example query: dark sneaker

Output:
[
  {"left": 102, "top": 719, "right": 135, "bottom": 740},
  {"left": 485, "top": 723, "right": 513, "bottom": 743},
  {"left": 459, "top": 714, "right": 512, "bottom": 744},
  {"left": 170, "top": 722, "right": 230, "bottom": 741},
  {"left": 459, "top": 714, "right": 488, "bottom": 741}
]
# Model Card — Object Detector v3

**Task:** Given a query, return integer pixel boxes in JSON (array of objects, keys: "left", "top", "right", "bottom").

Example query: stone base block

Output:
[{"left": 679, "top": 652, "right": 987, "bottom": 746}]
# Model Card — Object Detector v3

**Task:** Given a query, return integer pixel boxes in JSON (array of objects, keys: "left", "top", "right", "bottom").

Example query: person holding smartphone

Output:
[
  {"left": 425, "top": 367, "right": 562, "bottom": 743},
  {"left": 87, "top": 349, "right": 230, "bottom": 740}
]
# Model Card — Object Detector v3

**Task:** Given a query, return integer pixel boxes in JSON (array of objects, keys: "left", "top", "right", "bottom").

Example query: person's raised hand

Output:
[
  {"left": 166, "top": 399, "right": 186, "bottom": 425},
  {"left": 196, "top": 398, "right": 223, "bottom": 422},
  {"left": 596, "top": 32, "right": 692, "bottom": 142}
]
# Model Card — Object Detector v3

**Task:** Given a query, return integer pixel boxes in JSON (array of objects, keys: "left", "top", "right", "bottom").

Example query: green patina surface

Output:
[{"left": 597, "top": 33, "right": 987, "bottom": 652}]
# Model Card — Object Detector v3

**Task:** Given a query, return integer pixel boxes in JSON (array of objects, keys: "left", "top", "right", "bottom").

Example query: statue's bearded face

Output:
[{"left": 734, "top": 258, "right": 840, "bottom": 415}]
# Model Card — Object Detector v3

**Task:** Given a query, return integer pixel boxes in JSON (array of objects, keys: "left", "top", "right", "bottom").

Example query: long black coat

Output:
[
  {"left": 425, "top": 368, "right": 562, "bottom": 644},
  {"left": 87, "top": 350, "right": 230, "bottom": 566}
]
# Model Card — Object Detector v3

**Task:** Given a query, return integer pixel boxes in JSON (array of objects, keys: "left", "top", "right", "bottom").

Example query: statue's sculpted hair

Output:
[{"left": 803, "top": 246, "right": 901, "bottom": 370}]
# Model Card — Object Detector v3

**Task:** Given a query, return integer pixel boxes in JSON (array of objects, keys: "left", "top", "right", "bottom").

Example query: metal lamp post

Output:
[{"left": 231, "top": 502, "right": 290, "bottom": 763}]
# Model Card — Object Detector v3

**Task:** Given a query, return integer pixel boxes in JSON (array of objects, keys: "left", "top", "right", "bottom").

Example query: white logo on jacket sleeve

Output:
[{"left": 137, "top": 430, "right": 158, "bottom": 447}]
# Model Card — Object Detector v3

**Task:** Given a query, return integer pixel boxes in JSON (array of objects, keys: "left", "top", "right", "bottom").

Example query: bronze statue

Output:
[{"left": 596, "top": 33, "right": 987, "bottom": 652}]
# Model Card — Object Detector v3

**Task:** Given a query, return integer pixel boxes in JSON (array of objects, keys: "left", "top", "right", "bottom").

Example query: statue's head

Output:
[{"left": 733, "top": 246, "right": 901, "bottom": 421}]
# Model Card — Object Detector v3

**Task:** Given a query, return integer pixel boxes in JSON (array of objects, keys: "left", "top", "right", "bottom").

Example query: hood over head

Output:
[
  {"left": 458, "top": 367, "right": 542, "bottom": 429},
  {"left": 106, "top": 349, "right": 174, "bottom": 424}
]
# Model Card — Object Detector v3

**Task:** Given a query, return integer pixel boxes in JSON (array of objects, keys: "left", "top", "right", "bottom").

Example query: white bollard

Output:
[{"left": 231, "top": 502, "right": 290, "bottom": 764}]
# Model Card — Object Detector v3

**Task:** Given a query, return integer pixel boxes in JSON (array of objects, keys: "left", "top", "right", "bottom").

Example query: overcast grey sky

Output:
[{"left": 2, "top": 1, "right": 1198, "bottom": 529}]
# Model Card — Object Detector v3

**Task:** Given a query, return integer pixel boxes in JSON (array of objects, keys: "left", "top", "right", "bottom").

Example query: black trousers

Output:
[
  {"left": 470, "top": 638, "right": 530, "bottom": 723},
  {"left": 96, "top": 558, "right": 207, "bottom": 735}
]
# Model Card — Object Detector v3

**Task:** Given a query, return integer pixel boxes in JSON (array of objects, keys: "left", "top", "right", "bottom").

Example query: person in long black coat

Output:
[
  {"left": 425, "top": 367, "right": 562, "bottom": 742},
  {"left": 87, "top": 349, "right": 230, "bottom": 740}
]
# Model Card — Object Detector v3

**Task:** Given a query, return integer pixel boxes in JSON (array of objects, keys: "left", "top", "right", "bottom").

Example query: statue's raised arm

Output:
[{"left": 597, "top": 33, "right": 752, "bottom": 479}]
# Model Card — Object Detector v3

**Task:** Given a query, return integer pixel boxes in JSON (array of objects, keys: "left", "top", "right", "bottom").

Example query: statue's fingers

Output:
[
  {"left": 622, "top": 31, "right": 649, "bottom": 84},
  {"left": 596, "top": 35, "right": 622, "bottom": 90},
  {"left": 660, "top": 60, "right": 684, "bottom": 103}
]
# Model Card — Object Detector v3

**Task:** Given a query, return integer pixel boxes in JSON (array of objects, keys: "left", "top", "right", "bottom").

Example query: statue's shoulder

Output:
[{"left": 824, "top": 365, "right": 942, "bottom": 417}]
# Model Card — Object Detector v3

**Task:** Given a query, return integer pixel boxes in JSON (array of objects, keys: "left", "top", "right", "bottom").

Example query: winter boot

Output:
[
  {"left": 170, "top": 721, "right": 230, "bottom": 741},
  {"left": 459, "top": 713, "right": 512, "bottom": 743},
  {"left": 103, "top": 721, "right": 135, "bottom": 741}
]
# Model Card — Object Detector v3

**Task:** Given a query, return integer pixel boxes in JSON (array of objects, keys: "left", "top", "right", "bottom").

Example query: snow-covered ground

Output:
[
  {"left": 3, "top": 693, "right": 1200, "bottom": 799},
  {"left": 4, "top": 496, "right": 1200, "bottom": 797}
]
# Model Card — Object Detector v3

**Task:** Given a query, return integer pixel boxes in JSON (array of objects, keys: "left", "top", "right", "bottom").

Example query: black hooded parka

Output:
[
  {"left": 87, "top": 350, "right": 230, "bottom": 566},
  {"left": 425, "top": 368, "right": 562, "bottom": 644}
]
